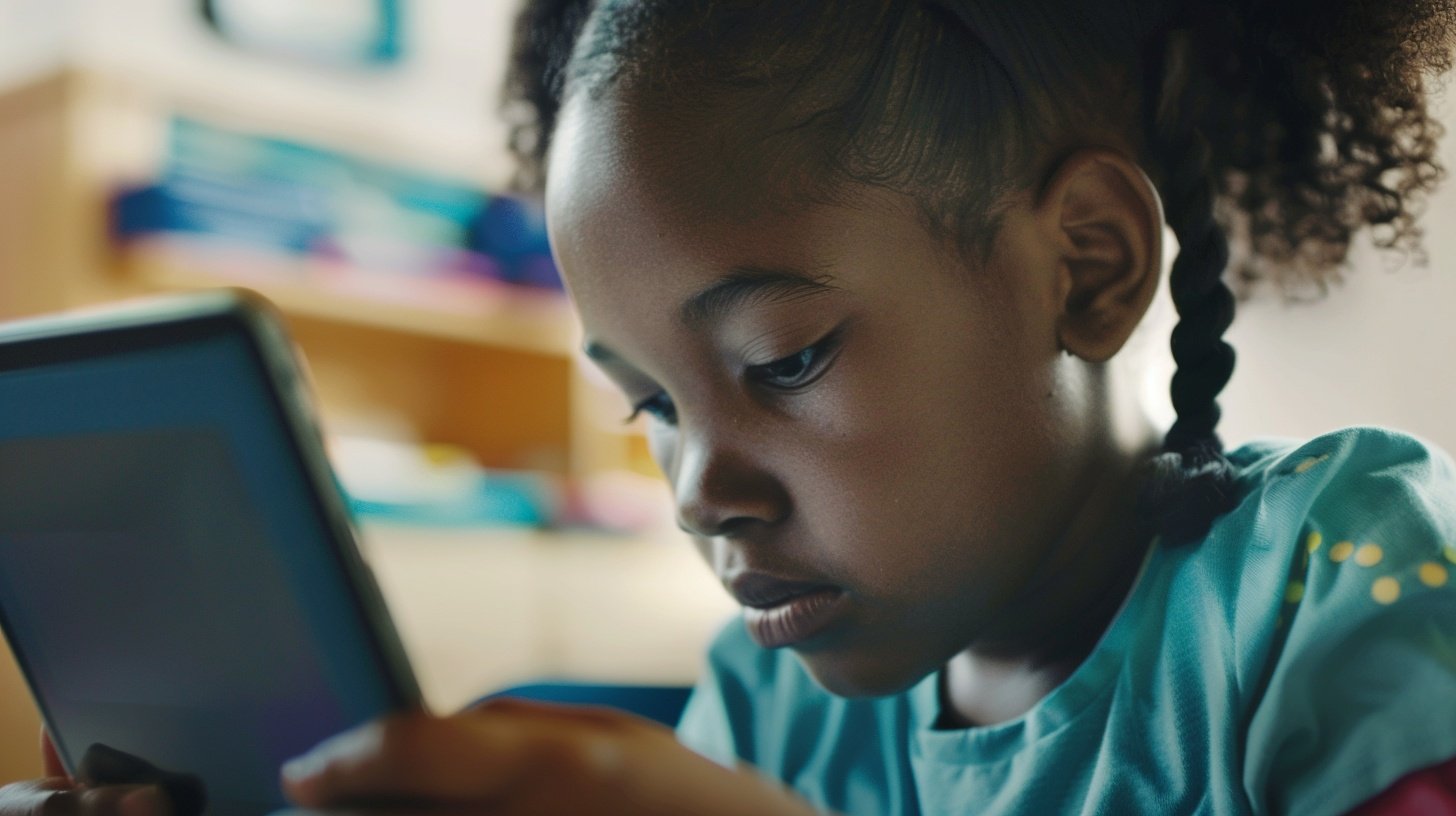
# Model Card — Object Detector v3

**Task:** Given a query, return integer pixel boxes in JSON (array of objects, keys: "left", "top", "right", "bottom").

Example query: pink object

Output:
[{"left": 1346, "top": 755, "right": 1456, "bottom": 815}]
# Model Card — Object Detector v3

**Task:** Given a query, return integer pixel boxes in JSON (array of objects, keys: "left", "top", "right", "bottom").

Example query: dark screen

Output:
[{"left": 0, "top": 327, "right": 404, "bottom": 815}]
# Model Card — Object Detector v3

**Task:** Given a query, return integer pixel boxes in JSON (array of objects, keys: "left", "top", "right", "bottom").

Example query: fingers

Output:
[
  {"left": 0, "top": 778, "right": 68, "bottom": 816},
  {"left": 0, "top": 780, "right": 170, "bottom": 816},
  {"left": 71, "top": 785, "right": 170, "bottom": 816},
  {"left": 74, "top": 745, "right": 163, "bottom": 788},
  {"left": 281, "top": 703, "right": 644, "bottom": 810},
  {"left": 281, "top": 703, "right": 823, "bottom": 816},
  {"left": 27, "top": 736, "right": 178, "bottom": 816}
]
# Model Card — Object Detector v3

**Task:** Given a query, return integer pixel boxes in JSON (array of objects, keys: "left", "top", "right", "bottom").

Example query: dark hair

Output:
[{"left": 503, "top": 0, "right": 1456, "bottom": 543}]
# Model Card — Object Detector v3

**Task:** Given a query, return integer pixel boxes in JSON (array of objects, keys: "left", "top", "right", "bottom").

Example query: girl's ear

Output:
[{"left": 1033, "top": 148, "right": 1164, "bottom": 363}]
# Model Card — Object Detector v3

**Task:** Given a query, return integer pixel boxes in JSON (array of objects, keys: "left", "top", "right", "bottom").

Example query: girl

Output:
[{"left": 10, "top": 0, "right": 1456, "bottom": 814}]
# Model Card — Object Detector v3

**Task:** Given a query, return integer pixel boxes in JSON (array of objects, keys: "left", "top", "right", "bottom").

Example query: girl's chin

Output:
[{"left": 793, "top": 644, "right": 932, "bottom": 700}]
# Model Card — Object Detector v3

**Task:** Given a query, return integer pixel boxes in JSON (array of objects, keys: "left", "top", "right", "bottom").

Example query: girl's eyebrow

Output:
[
  {"left": 679, "top": 266, "right": 840, "bottom": 328},
  {"left": 581, "top": 266, "right": 840, "bottom": 365}
]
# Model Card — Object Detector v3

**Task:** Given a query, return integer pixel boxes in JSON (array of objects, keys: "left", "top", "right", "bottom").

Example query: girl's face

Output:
[{"left": 546, "top": 94, "right": 1104, "bottom": 697}]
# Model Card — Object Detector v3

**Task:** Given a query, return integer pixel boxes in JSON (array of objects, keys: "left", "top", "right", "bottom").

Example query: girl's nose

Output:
[{"left": 670, "top": 429, "right": 788, "bottom": 539}]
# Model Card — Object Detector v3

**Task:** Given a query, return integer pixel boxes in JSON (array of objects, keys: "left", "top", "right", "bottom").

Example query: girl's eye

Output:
[
  {"left": 624, "top": 391, "right": 678, "bottom": 426},
  {"left": 747, "top": 331, "right": 841, "bottom": 390}
]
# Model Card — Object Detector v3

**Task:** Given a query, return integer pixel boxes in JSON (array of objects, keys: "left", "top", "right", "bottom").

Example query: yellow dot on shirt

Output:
[
  {"left": 1355, "top": 543, "right": 1384, "bottom": 567},
  {"left": 1372, "top": 576, "right": 1401, "bottom": 605},
  {"left": 1420, "top": 562, "right": 1449, "bottom": 588},
  {"left": 1285, "top": 581, "right": 1305, "bottom": 603},
  {"left": 1329, "top": 541, "right": 1355, "bottom": 563},
  {"left": 1294, "top": 455, "right": 1326, "bottom": 474},
  {"left": 1444, "top": 544, "right": 1456, "bottom": 565},
  {"left": 1306, "top": 531, "right": 1323, "bottom": 554}
]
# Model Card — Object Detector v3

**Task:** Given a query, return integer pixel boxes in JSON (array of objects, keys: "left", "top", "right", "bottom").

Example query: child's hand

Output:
[
  {"left": 0, "top": 729, "right": 171, "bottom": 816},
  {"left": 0, "top": 779, "right": 169, "bottom": 816},
  {"left": 280, "top": 698, "right": 820, "bottom": 816}
]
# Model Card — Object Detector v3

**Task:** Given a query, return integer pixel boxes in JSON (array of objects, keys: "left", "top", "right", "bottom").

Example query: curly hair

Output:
[
  {"left": 501, "top": 0, "right": 1456, "bottom": 542},
  {"left": 1193, "top": 1, "right": 1456, "bottom": 295}
]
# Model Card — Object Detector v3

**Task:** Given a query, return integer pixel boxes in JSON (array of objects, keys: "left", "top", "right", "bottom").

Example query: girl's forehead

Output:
[
  {"left": 547, "top": 95, "right": 832, "bottom": 290},
  {"left": 548, "top": 90, "right": 836, "bottom": 230}
]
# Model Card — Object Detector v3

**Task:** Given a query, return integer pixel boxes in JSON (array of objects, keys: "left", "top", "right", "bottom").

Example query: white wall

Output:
[
  {"left": 1217, "top": 93, "right": 1456, "bottom": 456},
  {"left": 0, "top": 0, "right": 73, "bottom": 87},
  {"left": 69, "top": 0, "right": 522, "bottom": 185}
]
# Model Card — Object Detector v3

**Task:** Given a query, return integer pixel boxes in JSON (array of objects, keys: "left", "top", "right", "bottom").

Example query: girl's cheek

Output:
[{"left": 798, "top": 359, "right": 903, "bottom": 444}]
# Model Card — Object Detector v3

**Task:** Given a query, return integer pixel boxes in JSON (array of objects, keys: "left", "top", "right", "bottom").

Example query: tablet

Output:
[{"left": 0, "top": 290, "right": 422, "bottom": 815}]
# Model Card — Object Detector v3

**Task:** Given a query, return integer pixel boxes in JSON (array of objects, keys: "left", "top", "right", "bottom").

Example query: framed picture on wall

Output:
[{"left": 200, "top": 0, "right": 403, "bottom": 67}]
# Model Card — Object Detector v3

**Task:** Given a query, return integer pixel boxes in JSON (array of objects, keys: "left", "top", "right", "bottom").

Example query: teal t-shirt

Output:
[{"left": 675, "top": 426, "right": 1456, "bottom": 815}]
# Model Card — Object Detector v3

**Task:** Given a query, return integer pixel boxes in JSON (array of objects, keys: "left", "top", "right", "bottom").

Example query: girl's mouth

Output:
[{"left": 730, "top": 574, "right": 848, "bottom": 648}]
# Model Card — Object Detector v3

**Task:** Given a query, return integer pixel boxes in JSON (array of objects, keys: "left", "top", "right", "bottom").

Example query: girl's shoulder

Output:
[
  {"left": 1230, "top": 424, "right": 1456, "bottom": 506},
  {"left": 1217, "top": 426, "right": 1456, "bottom": 816},
  {"left": 1217, "top": 423, "right": 1456, "bottom": 560}
]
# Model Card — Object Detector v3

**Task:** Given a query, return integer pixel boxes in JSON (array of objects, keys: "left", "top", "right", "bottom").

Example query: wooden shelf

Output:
[
  {"left": 73, "top": 60, "right": 515, "bottom": 192},
  {"left": 117, "top": 239, "right": 579, "bottom": 358}
]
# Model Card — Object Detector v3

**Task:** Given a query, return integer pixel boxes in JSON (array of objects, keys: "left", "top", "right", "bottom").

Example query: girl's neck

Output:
[{"left": 937, "top": 425, "right": 1161, "bottom": 729}]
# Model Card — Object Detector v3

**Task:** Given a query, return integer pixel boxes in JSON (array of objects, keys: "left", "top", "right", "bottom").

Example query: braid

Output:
[{"left": 1136, "top": 31, "right": 1241, "bottom": 544}]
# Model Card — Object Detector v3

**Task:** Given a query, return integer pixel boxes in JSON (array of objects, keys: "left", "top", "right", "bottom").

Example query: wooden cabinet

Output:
[
  {"left": 0, "top": 641, "right": 41, "bottom": 783},
  {"left": 0, "top": 72, "right": 110, "bottom": 320}
]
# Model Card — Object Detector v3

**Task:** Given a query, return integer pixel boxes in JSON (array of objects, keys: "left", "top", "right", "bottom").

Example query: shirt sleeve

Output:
[{"left": 1242, "top": 428, "right": 1456, "bottom": 816}]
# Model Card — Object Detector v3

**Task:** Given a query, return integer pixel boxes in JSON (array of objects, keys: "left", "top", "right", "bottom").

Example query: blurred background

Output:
[{"left": 0, "top": 0, "right": 1451, "bottom": 785}]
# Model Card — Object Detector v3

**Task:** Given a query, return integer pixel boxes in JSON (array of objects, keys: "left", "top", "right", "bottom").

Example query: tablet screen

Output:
[{"left": 0, "top": 323, "right": 409, "bottom": 815}]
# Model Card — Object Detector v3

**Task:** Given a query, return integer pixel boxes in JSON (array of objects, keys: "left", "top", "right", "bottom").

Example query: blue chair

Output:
[{"left": 476, "top": 681, "right": 694, "bottom": 728}]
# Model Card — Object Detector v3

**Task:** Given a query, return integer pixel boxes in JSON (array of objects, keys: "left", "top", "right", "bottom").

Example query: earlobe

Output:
[{"left": 1036, "top": 148, "right": 1164, "bottom": 363}]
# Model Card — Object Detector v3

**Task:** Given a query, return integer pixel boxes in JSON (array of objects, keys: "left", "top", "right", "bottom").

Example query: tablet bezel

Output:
[{"left": 0, "top": 288, "right": 425, "bottom": 776}]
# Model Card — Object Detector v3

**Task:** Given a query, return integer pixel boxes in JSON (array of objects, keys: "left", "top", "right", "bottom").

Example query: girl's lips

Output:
[{"left": 740, "top": 586, "right": 848, "bottom": 649}]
